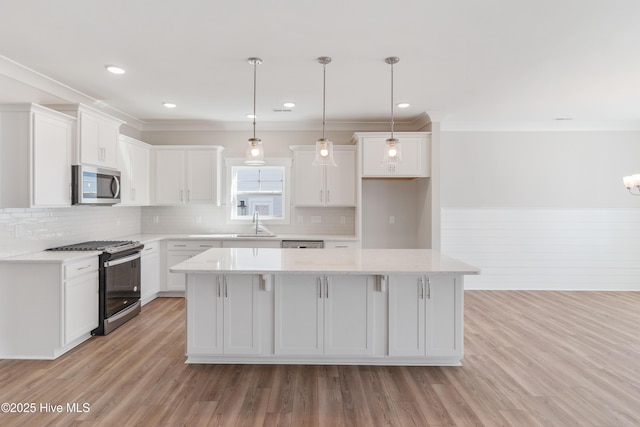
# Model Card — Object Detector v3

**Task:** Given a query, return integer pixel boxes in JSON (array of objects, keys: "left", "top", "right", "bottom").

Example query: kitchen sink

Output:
[{"left": 188, "top": 233, "right": 278, "bottom": 238}]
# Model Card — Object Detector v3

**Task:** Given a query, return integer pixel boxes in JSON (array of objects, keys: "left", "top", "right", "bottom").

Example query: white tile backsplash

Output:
[
  {"left": 0, "top": 203, "right": 355, "bottom": 259},
  {"left": 141, "top": 205, "right": 355, "bottom": 236},
  {"left": 0, "top": 206, "right": 141, "bottom": 258}
]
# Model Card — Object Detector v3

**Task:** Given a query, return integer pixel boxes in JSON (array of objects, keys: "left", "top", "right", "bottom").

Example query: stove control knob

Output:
[{"left": 134, "top": 286, "right": 138, "bottom": 292}]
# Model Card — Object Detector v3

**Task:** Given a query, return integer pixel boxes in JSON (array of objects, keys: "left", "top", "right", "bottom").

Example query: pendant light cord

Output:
[
  {"left": 252, "top": 60, "right": 257, "bottom": 140},
  {"left": 322, "top": 61, "right": 327, "bottom": 140},
  {"left": 390, "top": 60, "right": 394, "bottom": 140}
]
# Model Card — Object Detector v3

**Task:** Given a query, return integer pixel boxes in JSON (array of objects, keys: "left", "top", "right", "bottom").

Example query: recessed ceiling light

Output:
[
  {"left": 397, "top": 102, "right": 410, "bottom": 108},
  {"left": 283, "top": 102, "right": 296, "bottom": 108},
  {"left": 246, "top": 114, "right": 257, "bottom": 119},
  {"left": 105, "top": 65, "right": 126, "bottom": 75},
  {"left": 163, "top": 102, "right": 177, "bottom": 108},
  {"left": 555, "top": 117, "right": 574, "bottom": 121}
]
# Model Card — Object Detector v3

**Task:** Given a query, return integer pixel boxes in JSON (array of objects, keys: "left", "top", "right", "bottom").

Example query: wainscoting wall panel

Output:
[{"left": 441, "top": 208, "right": 640, "bottom": 290}]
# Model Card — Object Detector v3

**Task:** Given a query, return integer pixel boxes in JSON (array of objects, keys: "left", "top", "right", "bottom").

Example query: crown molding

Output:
[
  {"left": 440, "top": 120, "right": 640, "bottom": 132},
  {"left": 0, "top": 55, "right": 144, "bottom": 129}
]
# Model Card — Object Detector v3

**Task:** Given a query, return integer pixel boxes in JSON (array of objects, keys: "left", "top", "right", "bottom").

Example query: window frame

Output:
[{"left": 225, "top": 158, "right": 292, "bottom": 225}]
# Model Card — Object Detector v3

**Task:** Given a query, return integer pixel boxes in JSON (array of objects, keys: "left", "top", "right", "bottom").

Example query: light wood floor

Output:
[{"left": 1, "top": 291, "right": 639, "bottom": 426}]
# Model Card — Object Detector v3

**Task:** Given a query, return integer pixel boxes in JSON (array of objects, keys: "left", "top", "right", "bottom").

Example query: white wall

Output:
[{"left": 440, "top": 130, "right": 640, "bottom": 290}]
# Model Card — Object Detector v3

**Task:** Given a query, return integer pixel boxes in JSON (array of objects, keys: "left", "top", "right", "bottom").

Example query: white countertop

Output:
[
  {"left": 0, "top": 250, "right": 102, "bottom": 264},
  {"left": 0, "top": 233, "right": 359, "bottom": 263},
  {"left": 170, "top": 248, "right": 479, "bottom": 275}
]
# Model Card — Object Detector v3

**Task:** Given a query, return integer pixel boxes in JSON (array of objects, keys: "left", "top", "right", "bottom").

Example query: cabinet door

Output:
[
  {"left": 274, "top": 275, "right": 323, "bottom": 355},
  {"left": 32, "top": 113, "right": 72, "bottom": 207},
  {"left": 64, "top": 272, "right": 99, "bottom": 345},
  {"left": 388, "top": 275, "right": 426, "bottom": 356},
  {"left": 155, "top": 149, "right": 185, "bottom": 204},
  {"left": 166, "top": 251, "right": 199, "bottom": 291},
  {"left": 186, "top": 150, "right": 217, "bottom": 204},
  {"left": 99, "top": 120, "right": 119, "bottom": 168},
  {"left": 129, "top": 142, "right": 150, "bottom": 205},
  {"left": 187, "top": 274, "right": 223, "bottom": 355},
  {"left": 78, "top": 111, "right": 102, "bottom": 165},
  {"left": 426, "top": 276, "right": 463, "bottom": 358},
  {"left": 141, "top": 244, "right": 160, "bottom": 304},
  {"left": 293, "top": 150, "right": 324, "bottom": 206},
  {"left": 325, "top": 149, "right": 356, "bottom": 206},
  {"left": 117, "top": 138, "right": 133, "bottom": 204},
  {"left": 223, "top": 275, "right": 261, "bottom": 354},
  {"left": 324, "top": 275, "right": 374, "bottom": 356}
]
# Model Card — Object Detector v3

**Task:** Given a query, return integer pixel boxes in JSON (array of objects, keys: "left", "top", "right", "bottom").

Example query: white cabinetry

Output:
[
  {"left": 118, "top": 135, "right": 151, "bottom": 205},
  {"left": 352, "top": 132, "right": 431, "bottom": 178},
  {"left": 221, "top": 240, "right": 282, "bottom": 248},
  {"left": 165, "top": 240, "right": 222, "bottom": 292},
  {"left": 49, "top": 104, "right": 124, "bottom": 169},
  {"left": 388, "top": 275, "right": 462, "bottom": 359},
  {"left": 153, "top": 146, "right": 224, "bottom": 205},
  {"left": 64, "top": 257, "right": 99, "bottom": 345},
  {"left": 187, "top": 274, "right": 261, "bottom": 355},
  {"left": 291, "top": 146, "right": 356, "bottom": 206},
  {"left": 0, "top": 103, "right": 74, "bottom": 208},
  {"left": 274, "top": 274, "right": 374, "bottom": 356},
  {"left": 0, "top": 254, "right": 98, "bottom": 359},
  {"left": 324, "top": 240, "right": 361, "bottom": 249},
  {"left": 141, "top": 241, "right": 160, "bottom": 304}
]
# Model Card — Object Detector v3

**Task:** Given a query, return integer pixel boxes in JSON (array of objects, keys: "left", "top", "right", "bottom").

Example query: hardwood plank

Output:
[{"left": 1, "top": 292, "right": 639, "bottom": 426}]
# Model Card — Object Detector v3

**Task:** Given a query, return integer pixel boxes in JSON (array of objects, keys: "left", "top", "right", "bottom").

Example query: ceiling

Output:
[{"left": 1, "top": 0, "right": 640, "bottom": 130}]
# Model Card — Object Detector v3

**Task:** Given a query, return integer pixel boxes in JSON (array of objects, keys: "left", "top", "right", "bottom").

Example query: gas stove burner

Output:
[{"left": 48, "top": 240, "right": 141, "bottom": 253}]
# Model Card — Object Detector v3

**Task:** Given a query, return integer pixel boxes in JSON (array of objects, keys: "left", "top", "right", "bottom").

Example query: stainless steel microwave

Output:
[{"left": 72, "top": 165, "right": 121, "bottom": 205}]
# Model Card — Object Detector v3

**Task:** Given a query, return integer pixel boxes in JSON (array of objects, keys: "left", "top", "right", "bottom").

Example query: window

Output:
[{"left": 226, "top": 158, "right": 291, "bottom": 223}]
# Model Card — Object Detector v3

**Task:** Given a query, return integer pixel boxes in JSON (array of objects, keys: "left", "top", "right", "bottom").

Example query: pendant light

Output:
[
  {"left": 313, "top": 56, "right": 337, "bottom": 167},
  {"left": 382, "top": 56, "right": 401, "bottom": 172},
  {"left": 245, "top": 57, "right": 265, "bottom": 165}
]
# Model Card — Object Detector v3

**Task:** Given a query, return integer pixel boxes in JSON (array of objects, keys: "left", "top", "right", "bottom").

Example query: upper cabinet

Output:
[
  {"left": 152, "top": 146, "right": 224, "bottom": 206},
  {"left": 48, "top": 104, "right": 124, "bottom": 169},
  {"left": 352, "top": 132, "right": 431, "bottom": 178},
  {"left": 118, "top": 135, "right": 151, "bottom": 206},
  {"left": 0, "top": 103, "right": 74, "bottom": 208},
  {"left": 291, "top": 145, "right": 357, "bottom": 207}
]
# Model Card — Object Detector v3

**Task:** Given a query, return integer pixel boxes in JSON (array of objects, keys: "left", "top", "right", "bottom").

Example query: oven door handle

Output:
[{"left": 104, "top": 252, "right": 141, "bottom": 268}]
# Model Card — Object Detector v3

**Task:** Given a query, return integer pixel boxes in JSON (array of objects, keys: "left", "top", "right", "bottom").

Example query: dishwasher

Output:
[{"left": 281, "top": 240, "right": 325, "bottom": 249}]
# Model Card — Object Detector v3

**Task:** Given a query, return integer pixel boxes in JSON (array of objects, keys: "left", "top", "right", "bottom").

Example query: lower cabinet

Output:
[
  {"left": 183, "top": 272, "right": 463, "bottom": 365},
  {"left": 187, "top": 274, "right": 261, "bottom": 355},
  {"left": 165, "top": 241, "right": 222, "bottom": 292},
  {"left": 64, "top": 272, "right": 99, "bottom": 345},
  {"left": 141, "top": 241, "right": 160, "bottom": 304},
  {"left": 0, "top": 255, "right": 98, "bottom": 359},
  {"left": 274, "top": 274, "right": 374, "bottom": 356},
  {"left": 388, "top": 275, "right": 463, "bottom": 359}
]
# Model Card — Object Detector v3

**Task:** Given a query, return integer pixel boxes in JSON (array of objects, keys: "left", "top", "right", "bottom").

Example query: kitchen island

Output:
[{"left": 170, "top": 248, "right": 479, "bottom": 366}]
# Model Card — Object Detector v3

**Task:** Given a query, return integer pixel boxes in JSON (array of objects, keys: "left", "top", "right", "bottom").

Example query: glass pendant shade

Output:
[
  {"left": 245, "top": 138, "right": 265, "bottom": 165},
  {"left": 313, "top": 138, "right": 337, "bottom": 167},
  {"left": 382, "top": 138, "right": 402, "bottom": 171}
]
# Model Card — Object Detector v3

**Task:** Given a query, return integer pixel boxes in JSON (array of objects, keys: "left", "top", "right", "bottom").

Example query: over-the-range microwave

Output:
[{"left": 72, "top": 165, "right": 121, "bottom": 205}]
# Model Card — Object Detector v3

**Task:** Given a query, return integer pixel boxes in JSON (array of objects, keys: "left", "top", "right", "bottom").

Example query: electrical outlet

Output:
[
  {"left": 297, "top": 216, "right": 304, "bottom": 224},
  {"left": 340, "top": 216, "right": 346, "bottom": 224},
  {"left": 389, "top": 215, "right": 395, "bottom": 224},
  {"left": 311, "top": 216, "right": 322, "bottom": 224},
  {"left": 153, "top": 215, "right": 160, "bottom": 224},
  {"left": 196, "top": 216, "right": 202, "bottom": 224},
  {"left": 115, "top": 218, "right": 121, "bottom": 226}
]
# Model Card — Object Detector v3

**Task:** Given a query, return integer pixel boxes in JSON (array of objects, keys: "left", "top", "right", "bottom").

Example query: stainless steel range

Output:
[{"left": 49, "top": 240, "right": 144, "bottom": 335}]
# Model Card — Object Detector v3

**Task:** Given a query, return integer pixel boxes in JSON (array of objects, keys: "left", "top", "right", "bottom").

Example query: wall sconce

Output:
[{"left": 623, "top": 174, "right": 640, "bottom": 195}]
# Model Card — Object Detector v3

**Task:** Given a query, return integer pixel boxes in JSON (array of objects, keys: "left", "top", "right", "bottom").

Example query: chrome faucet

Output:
[{"left": 252, "top": 211, "right": 259, "bottom": 235}]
